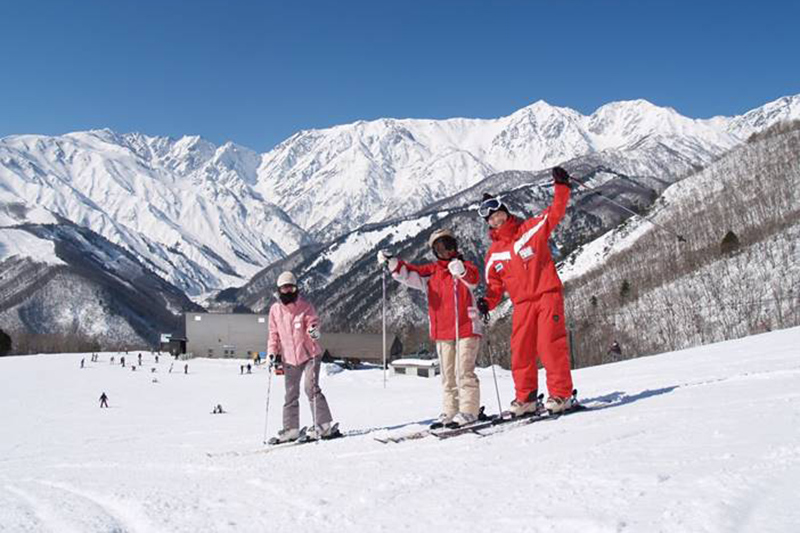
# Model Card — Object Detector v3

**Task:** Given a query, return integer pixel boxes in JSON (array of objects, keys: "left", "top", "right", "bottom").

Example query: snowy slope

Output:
[{"left": 1, "top": 327, "right": 798, "bottom": 532}]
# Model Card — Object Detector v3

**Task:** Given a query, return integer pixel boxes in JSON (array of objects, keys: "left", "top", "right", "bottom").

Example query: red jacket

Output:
[
  {"left": 484, "top": 183, "right": 570, "bottom": 309},
  {"left": 392, "top": 258, "right": 482, "bottom": 340}
]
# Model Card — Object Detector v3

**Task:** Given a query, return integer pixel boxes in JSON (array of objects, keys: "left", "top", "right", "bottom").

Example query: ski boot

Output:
[
  {"left": 545, "top": 390, "right": 580, "bottom": 414},
  {"left": 430, "top": 412, "right": 455, "bottom": 430},
  {"left": 509, "top": 391, "right": 544, "bottom": 417},
  {"left": 267, "top": 427, "right": 303, "bottom": 445}
]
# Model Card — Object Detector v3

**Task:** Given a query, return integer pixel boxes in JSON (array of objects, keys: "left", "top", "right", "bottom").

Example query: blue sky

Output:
[{"left": 1, "top": 0, "right": 798, "bottom": 151}]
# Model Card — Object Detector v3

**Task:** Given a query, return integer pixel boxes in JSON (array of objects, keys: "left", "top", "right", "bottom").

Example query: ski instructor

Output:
[{"left": 476, "top": 166, "right": 576, "bottom": 416}]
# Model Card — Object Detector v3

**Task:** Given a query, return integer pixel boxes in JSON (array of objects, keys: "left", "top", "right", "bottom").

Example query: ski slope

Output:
[{"left": 1, "top": 328, "right": 799, "bottom": 532}]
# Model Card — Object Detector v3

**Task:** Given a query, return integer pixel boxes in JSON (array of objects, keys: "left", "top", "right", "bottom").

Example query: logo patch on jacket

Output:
[
  {"left": 494, "top": 263, "right": 504, "bottom": 273},
  {"left": 519, "top": 246, "right": 534, "bottom": 261}
]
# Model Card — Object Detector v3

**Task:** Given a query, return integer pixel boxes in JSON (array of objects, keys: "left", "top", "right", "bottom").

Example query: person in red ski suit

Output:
[
  {"left": 377, "top": 229, "right": 483, "bottom": 427},
  {"left": 477, "top": 166, "right": 576, "bottom": 415}
]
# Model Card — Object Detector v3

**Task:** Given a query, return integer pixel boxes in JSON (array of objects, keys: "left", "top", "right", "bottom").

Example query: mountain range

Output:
[{"left": 1, "top": 94, "right": 799, "bottom": 348}]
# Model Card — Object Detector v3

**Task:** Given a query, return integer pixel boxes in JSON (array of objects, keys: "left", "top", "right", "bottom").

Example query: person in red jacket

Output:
[
  {"left": 477, "top": 166, "right": 576, "bottom": 415},
  {"left": 378, "top": 229, "right": 483, "bottom": 427}
]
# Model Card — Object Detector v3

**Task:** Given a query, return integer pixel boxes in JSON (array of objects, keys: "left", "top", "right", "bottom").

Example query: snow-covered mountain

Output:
[
  {"left": 1, "top": 94, "right": 798, "bottom": 301},
  {"left": 0, "top": 130, "right": 309, "bottom": 296},
  {"left": 0, "top": 202, "right": 202, "bottom": 349},
  {"left": 560, "top": 119, "right": 800, "bottom": 366},
  {"left": 255, "top": 95, "right": 800, "bottom": 240}
]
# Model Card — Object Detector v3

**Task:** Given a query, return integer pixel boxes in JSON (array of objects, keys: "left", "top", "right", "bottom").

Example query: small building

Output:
[
  {"left": 185, "top": 312, "right": 268, "bottom": 359},
  {"left": 320, "top": 333, "right": 403, "bottom": 367},
  {"left": 390, "top": 358, "right": 440, "bottom": 378},
  {"left": 159, "top": 333, "right": 186, "bottom": 355}
]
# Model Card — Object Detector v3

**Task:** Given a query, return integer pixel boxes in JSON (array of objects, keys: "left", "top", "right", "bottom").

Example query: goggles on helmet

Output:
[{"left": 477, "top": 197, "right": 504, "bottom": 218}]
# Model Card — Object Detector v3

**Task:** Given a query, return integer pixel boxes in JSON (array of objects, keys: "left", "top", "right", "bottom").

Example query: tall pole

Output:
[{"left": 382, "top": 267, "right": 387, "bottom": 388}]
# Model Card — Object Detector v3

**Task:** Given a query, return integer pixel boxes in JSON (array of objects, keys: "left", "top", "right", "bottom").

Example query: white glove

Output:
[
  {"left": 448, "top": 259, "right": 466, "bottom": 278},
  {"left": 376, "top": 250, "right": 398, "bottom": 271},
  {"left": 307, "top": 325, "right": 321, "bottom": 340}
]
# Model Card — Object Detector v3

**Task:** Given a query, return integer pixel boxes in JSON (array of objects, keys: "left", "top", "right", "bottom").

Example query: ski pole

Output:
[
  {"left": 483, "top": 316, "right": 504, "bottom": 419},
  {"left": 572, "top": 177, "right": 687, "bottom": 243},
  {"left": 311, "top": 358, "right": 319, "bottom": 436},
  {"left": 262, "top": 361, "right": 273, "bottom": 444},
  {"left": 453, "top": 277, "right": 461, "bottom": 417},
  {"left": 382, "top": 266, "right": 387, "bottom": 388}
]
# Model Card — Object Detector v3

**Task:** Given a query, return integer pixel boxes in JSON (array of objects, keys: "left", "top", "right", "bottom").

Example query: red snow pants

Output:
[{"left": 510, "top": 291, "right": 573, "bottom": 401}]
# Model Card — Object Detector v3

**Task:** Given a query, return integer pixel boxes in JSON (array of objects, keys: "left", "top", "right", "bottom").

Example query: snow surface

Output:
[
  {"left": 1, "top": 328, "right": 799, "bottom": 532},
  {"left": 0, "top": 228, "right": 65, "bottom": 266}
]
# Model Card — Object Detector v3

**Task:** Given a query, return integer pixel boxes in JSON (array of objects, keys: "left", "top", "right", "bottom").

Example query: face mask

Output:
[{"left": 279, "top": 290, "right": 298, "bottom": 305}]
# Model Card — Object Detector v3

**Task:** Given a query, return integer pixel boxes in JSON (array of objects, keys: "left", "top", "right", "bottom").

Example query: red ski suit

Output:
[
  {"left": 483, "top": 183, "right": 573, "bottom": 401},
  {"left": 392, "top": 259, "right": 482, "bottom": 340}
]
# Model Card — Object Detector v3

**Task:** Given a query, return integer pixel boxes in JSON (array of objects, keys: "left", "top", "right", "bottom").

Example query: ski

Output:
[
  {"left": 376, "top": 393, "right": 589, "bottom": 444},
  {"left": 374, "top": 416, "right": 498, "bottom": 444},
  {"left": 373, "top": 407, "right": 494, "bottom": 443},
  {"left": 208, "top": 420, "right": 431, "bottom": 457},
  {"left": 440, "top": 403, "right": 589, "bottom": 440}
]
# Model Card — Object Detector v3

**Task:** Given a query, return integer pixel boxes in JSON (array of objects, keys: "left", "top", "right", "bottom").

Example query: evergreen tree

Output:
[
  {"left": 720, "top": 230, "right": 740, "bottom": 256},
  {"left": 620, "top": 280, "right": 631, "bottom": 301},
  {"left": 0, "top": 328, "right": 11, "bottom": 356}
]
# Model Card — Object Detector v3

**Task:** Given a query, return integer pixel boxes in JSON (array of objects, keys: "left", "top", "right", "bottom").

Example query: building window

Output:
[
  {"left": 194, "top": 316, "right": 202, "bottom": 321},
  {"left": 258, "top": 317, "right": 266, "bottom": 323}
]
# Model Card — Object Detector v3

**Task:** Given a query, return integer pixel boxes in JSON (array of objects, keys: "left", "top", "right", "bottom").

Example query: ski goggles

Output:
[{"left": 477, "top": 197, "right": 504, "bottom": 218}]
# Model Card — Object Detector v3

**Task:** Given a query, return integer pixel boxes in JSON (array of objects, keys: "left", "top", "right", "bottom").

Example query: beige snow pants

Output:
[{"left": 436, "top": 336, "right": 481, "bottom": 416}]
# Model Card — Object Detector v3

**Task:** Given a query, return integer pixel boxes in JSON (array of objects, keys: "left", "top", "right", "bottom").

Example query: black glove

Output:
[
  {"left": 552, "top": 166, "right": 571, "bottom": 186},
  {"left": 477, "top": 297, "right": 490, "bottom": 321}
]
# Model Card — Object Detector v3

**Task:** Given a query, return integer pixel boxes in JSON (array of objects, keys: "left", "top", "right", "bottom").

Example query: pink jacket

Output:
[{"left": 267, "top": 297, "right": 322, "bottom": 366}]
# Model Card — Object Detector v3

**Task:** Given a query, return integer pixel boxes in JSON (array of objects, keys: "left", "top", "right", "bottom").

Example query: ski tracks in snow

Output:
[{"left": 0, "top": 479, "right": 161, "bottom": 533}]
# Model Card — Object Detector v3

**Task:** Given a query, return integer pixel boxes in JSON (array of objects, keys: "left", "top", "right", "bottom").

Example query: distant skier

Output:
[
  {"left": 184, "top": 363, "right": 188, "bottom": 374},
  {"left": 121, "top": 356, "right": 126, "bottom": 368},
  {"left": 246, "top": 363, "right": 252, "bottom": 374},
  {"left": 155, "top": 354, "right": 159, "bottom": 364},
  {"left": 80, "top": 358, "right": 85, "bottom": 369},
  {"left": 607, "top": 340, "right": 622, "bottom": 361},
  {"left": 377, "top": 228, "right": 483, "bottom": 427},
  {"left": 168, "top": 363, "right": 174, "bottom": 373},
  {"left": 110, "top": 356, "right": 115, "bottom": 365},
  {"left": 240, "top": 364, "right": 244, "bottom": 375},
  {"left": 99, "top": 392, "right": 109, "bottom": 408},
  {"left": 212, "top": 404, "right": 225, "bottom": 414},
  {"left": 476, "top": 166, "right": 576, "bottom": 415},
  {"left": 267, "top": 271, "right": 338, "bottom": 443},
  {"left": 137, "top": 353, "right": 142, "bottom": 366}
]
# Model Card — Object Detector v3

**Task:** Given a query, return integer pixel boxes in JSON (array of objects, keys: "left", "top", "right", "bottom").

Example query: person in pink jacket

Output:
[{"left": 267, "top": 271, "right": 337, "bottom": 443}]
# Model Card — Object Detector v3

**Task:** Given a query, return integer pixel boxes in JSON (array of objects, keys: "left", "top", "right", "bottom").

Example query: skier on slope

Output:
[
  {"left": 377, "top": 229, "right": 483, "bottom": 427},
  {"left": 476, "top": 166, "right": 577, "bottom": 415},
  {"left": 99, "top": 392, "right": 109, "bottom": 408},
  {"left": 267, "top": 271, "right": 338, "bottom": 443}
]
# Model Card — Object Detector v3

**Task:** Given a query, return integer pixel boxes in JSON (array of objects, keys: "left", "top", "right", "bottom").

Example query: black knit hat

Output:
[{"left": 479, "top": 193, "right": 509, "bottom": 220}]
